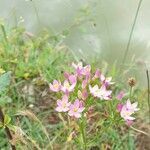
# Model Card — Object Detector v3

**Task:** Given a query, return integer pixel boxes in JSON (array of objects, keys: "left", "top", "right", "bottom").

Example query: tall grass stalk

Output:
[
  {"left": 0, "top": 24, "right": 9, "bottom": 47},
  {"left": 31, "top": 0, "right": 41, "bottom": 26},
  {"left": 122, "top": 0, "right": 143, "bottom": 64},
  {"left": 80, "top": 116, "right": 87, "bottom": 150},
  {"left": 146, "top": 70, "right": 150, "bottom": 124}
]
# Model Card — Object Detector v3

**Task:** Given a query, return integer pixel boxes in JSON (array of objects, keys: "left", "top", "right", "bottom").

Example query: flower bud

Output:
[{"left": 128, "top": 77, "right": 136, "bottom": 87}]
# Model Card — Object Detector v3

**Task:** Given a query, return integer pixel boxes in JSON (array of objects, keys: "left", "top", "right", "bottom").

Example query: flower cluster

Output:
[
  {"left": 49, "top": 62, "right": 139, "bottom": 125},
  {"left": 49, "top": 62, "right": 113, "bottom": 118}
]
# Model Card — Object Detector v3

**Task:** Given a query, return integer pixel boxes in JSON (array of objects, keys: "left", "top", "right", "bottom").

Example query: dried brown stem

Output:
[{"left": 0, "top": 107, "right": 16, "bottom": 150}]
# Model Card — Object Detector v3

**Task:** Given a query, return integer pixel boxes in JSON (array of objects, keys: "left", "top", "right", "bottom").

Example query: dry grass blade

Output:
[
  {"left": 130, "top": 126, "right": 150, "bottom": 137},
  {"left": 16, "top": 110, "right": 50, "bottom": 142}
]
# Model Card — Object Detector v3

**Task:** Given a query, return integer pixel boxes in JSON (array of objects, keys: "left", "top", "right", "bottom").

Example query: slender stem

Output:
[
  {"left": 0, "top": 107, "right": 16, "bottom": 150},
  {"left": 146, "top": 70, "right": 150, "bottom": 124},
  {"left": 129, "top": 86, "right": 132, "bottom": 99},
  {"left": 31, "top": 0, "right": 41, "bottom": 27},
  {"left": 80, "top": 117, "right": 87, "bottom": 150},
  {"left": 128, "top": 86, "right": 132, "bottom": 149},
  {"left": 127, "top": 130, "right": 131, "bottom": 150},
  {"left": 67, "top": 116, "right": 73, "bottom": 150},
  {"left": 122, "top": 0, "right": 143, "bottom": 64}
]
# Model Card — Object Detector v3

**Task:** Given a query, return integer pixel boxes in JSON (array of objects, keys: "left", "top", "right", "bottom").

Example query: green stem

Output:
[
  {"left": 128, "top": 130, "right": 131, "bottom": 150},
  {"left": 122, "top": 0, "right": 143, "bottom": 64},
  {"left": 128, "top": 86, "right": 132, "bottom": 149},
  {"left": 80, "top": 117, "right": 87, "bottom": 150},
  {"left": 146, "top": 70, "right": 150, "bottom": 124},
  {"left": 129, "top": 86, "right": 132, "bottom": 99},
  {"left": 67, "top": 116, "right": 73, "bottom": 150}
]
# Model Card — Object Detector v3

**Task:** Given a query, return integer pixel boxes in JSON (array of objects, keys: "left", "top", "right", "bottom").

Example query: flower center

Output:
[
  {"left": 64, "top": 82, "right": 70, "bottom": 88},
  {"left": 73, "top": 108, "right": 78, "bottom": 112},
  {"left": 124, "top": 111, "right": 131, "bottom": 116},
  {"left": 63, "top": 103, "right": 66, "bottom": 108},
  {"left": 54, "top": 83, "right": 59, "bottom": 89}
]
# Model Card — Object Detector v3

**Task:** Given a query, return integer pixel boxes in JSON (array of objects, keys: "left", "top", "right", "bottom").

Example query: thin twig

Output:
[
  {"left": 122, "top": 0, "right": 143, "bottom": 64},
  {"left": 0, "top": 107, "right": 16, "bottom": 150},
  {"left": 130, "top": 126, "right": 150, "bottom": 136},
  {"left": 31, "top": 0, "right": 42, "bottom": 27},
  {"left": 146, "top": 70, "right": 150, "bottom": 124}
]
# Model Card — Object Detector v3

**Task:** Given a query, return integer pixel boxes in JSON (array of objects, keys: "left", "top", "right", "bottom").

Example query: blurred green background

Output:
[
  {"left": 2, "top": 0, "right": 150, "bottom": 89},
  {"left": 0, "top": 0, "right": 149, "bottom": 63}
]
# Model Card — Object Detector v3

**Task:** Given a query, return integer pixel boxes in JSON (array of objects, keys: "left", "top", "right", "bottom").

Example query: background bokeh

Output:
[{"left": 0, "top": 0, "right": 150, "bottom": 83}]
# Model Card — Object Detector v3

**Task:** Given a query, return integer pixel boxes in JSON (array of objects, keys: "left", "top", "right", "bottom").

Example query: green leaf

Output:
[
  {"left": 0, "top": 72, "right": 11, "bottom": 94},
  {"left": 0, "top": 122, "right": 3, "bottom": 128},
  {"left": 4, "top": 114, "right": 11, "bottom": 125}
]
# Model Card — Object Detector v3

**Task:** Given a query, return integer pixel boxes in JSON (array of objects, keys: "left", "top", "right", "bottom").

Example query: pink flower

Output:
[
  {"left": 78, "top": 89, "right": 88, "bottom": 100},
  {"left": 49, "top": 80, "right": 61, "bottom": 92},
  {"left": 72, "top": 62, "right": 83, "bottom": 70},
  {"left": 61, "top": 79, "right": 76, "bottom": 93},
  {"left": 64, "top": 72, "right": 77, "bottom": 83},
  {"left": 89, "top": 85, "right": 112, "bottom": 100},
  {"left": 82, "top": 79, "right": 88, "bottom": 89},
  {"left": 120, "top": 99, "right": 139, "bottom": 121},
  {"left": 68, "top": 99, "right": 85, "bottom": 118},
  {"left": 126, "top": 120, "right": 133, "bottom": 126},
  {"left": 117, "top": 104, "right": 123, "bottom": 112},
  {"left": 56, "top": 95, "right": 71, "bottom": 112},
  {"left": 64, "top": 72, "right": 70, "bottom": 79},
  {"left": 61, "top": 75, "right": 77, "bottom": 94},
  {"left": 116, "top": 91, "right": 125, "bottom": 100},
  {"left": 121, "top": 108, "right": 135, "bottom": 121},
  {"left": 72, "top": 62, "right": 83, "bottom": 77},
  {"left": 125, "top": 99, "right": 139, "bottom": 112},
  {"left": 95, "top": 69, "right": 101, "bottom": 78},
  {"left": 68, "top": 75, "right": 77, "bottom": 84},
  {"left": 89, "top": 85, "right": 100, "bottom": 97},
  {"left": 72, "top": 62, "right": 91, "bottom": 77},
  {"left": 98, "top": 85, "right": 112, "bottom": 100},
  {"left": 100, "top": 74, "right": 114, "bottom": 87},
  {"left": 81, "top": 65, "right": 91, "bottom": 76},
  {"left": 92, "top": 69, "right": 101, "bottom": 80},
  {"left": 82, "top": 73, "right": 91, "bottom": 89},
  {"left": 82, "top": 89, "right": 88, "bottom": 100}
]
